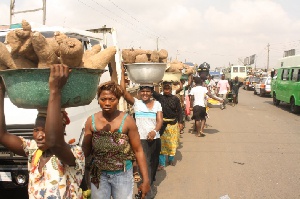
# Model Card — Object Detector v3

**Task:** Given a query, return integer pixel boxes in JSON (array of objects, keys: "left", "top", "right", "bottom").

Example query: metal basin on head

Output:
[
  {"left": 125, "top": 63, "right": 167, "bottom": 84},
  {"left": 0, "top": 67, "right": 105, "bottom": 109}
]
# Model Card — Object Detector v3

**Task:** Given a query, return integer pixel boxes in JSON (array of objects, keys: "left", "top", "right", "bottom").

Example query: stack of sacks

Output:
[{"left": 0, "top": 20, "right": 116, "bottom": 70}]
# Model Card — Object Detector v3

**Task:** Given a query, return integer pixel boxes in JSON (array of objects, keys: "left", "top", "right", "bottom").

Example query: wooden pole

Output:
[
  {"left": 43, "top": 0, "right": 46, "bottom": 25},
  {"left": 10, "top": 0, "right": 15, "bottom": 25}
]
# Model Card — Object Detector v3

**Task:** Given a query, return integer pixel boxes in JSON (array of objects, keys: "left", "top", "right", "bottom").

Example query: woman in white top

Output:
[{"left": 121, "top": 65, "right": 163, "bottom": 199}]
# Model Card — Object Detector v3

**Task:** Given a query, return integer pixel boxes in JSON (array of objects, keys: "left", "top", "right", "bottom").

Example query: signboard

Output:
[
  {"left": 283, "top": 49, "right": 295, "bottom": 57},
  {"left": 244, "top": 57, "right": 249, "bottom": 65},
  {"left": 250, "top": 54, "right": 256, "bottom": 65}
]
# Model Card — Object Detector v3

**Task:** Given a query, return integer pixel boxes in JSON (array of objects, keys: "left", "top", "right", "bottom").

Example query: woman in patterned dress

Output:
[
  {"left": 82, "top": 81, "right": 150, "bottom": 199},
  {"left": 0, "top": 64, "right": 85, "bottom": 199},
  {"left": 152, "top": 82, "right": 184, "bottom": 169}
]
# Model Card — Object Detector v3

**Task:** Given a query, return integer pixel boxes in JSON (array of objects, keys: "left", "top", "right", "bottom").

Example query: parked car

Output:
[
  {"left": 254, "top": 76, "right": 272, "bottom": 97},
  {"left": 244, "top": 76, "right": 260, "bottom": 91},
  {"left": 271, "top": 66, "right": 300, "bottom": 113}
]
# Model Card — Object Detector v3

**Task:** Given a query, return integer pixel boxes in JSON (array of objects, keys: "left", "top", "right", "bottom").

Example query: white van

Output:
[
  {"left": 223, "top": 65, "right": 247, "bottom": 80},
  {"left": 276, "top": 54, "right": 300, "bottom": 69}
]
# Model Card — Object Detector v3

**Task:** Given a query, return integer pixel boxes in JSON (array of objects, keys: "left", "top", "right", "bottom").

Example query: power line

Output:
[
  {"left": 106, "top": 0, "right": 159, "bottom": 38},
  {"left": 76, "top": 0, "right": 300, "bottom": 66},
  {"left": 269, "top": 40, "right": 300, "bottom": 46},
  {"left": 76, "top": 0, "right": 152, "bottom": 40},
  {"left": 87, "top": 0, "right": 163, "bottom": 40}
]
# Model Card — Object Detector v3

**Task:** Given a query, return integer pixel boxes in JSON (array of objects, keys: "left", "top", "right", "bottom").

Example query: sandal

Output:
[
  {"left": 157, "top": 165, "right": 164, "bottom": 171},
  {"left": 169, "top": 161, "right": 175, "bottom": 166},
  {"left": 133, "top": 172, "right": 142, "bottom": 183},
  {"left": 197, "top": 132, "right": 206, "bottom": 137}
]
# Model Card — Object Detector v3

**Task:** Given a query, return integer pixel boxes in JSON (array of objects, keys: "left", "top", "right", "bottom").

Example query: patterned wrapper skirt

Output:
[{"left": 160, "top": 122, "right": 180, "bottom": 156}]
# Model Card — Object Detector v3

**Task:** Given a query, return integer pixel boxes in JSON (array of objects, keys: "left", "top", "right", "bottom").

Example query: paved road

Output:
[{"left": 144, "top": 89, "right": 300, "bottom": 199}]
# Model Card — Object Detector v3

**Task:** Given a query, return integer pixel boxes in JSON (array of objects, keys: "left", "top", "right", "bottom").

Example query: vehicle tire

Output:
[
  {"left": 259, "top": 89, "right": 264, "bottom": 97},
  {"left": 273, "top": 92, "right": 280, "bottom": 106},
  {"left": 254, "top": 90, "right": 257, "bottom": 95},
  {"left": 246, "top": 86, "right": 249, "bottom": 91},
  {"left": 290, "top": 97, "right": 300, "bottom": 113}
]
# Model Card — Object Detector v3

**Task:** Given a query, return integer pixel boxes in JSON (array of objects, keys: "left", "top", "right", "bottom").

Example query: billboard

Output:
[
  {"left": 250, "top": 54, "right": 256, "bottom": 65},
  {"left": 283, "top": 49, "right": 295, "bottom": 57},
  {"left": 244, "top": 57, "right": 249, "bottom": 65}
]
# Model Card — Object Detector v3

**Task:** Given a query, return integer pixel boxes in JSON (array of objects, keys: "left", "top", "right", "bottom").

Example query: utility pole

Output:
[
  {"left": 176, "top": 50, "right": 179, "bottom": 60},
  {"left": 267, "top": 43, "right": 270, "bottom": 71},
  {"left": 156, "top": 37, "right": 159, "bottom": 51},
  {"left": 10, "top": 0, "right": 47, "bottom": 25}
]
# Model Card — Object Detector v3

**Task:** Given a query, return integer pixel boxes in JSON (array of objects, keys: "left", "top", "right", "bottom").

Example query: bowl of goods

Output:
[
  {"left": 0, "top": 67, "right": 105, "bottom": 109},
  {"left": 125, "top": 63, "right": 167, "bottom": 84}
]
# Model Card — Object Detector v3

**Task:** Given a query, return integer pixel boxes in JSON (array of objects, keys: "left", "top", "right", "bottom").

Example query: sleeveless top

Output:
[{"left": 90, "top": 113, "right": 135, "bottom": 188}]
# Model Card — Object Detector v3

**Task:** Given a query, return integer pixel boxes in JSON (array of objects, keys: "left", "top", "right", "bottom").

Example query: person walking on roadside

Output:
[
  {"left": 230, "top": 76, "right": 243, "bottom": 106},
  {"left": 173, "top": 76, "right": 193, "bottom": 133},
  {"left": 216, "top": 74, "right": 230, "bottom": 110},
  {"left": 120, "top": 65, "right": 163, "bottom": 199},
  {"left": 152, "top": 81, "right": 183, "bottom": 169},
  {"left": 0, "top": 64, "right": 85, "bottom": 199},
  {"left": 180, "top": 75, "right": 193, "bottom": 122},
  {"left": 207, "top": 75, "right": 216, "bottom": 95},
  {"left": 189, "top": 77, "right": 223, "bottom": 137},
  {"left": 81, "top": 81, "right": 150, "bottom": 199}
]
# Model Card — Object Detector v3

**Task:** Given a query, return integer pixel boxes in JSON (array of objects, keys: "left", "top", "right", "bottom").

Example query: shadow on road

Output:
[
  {"left": 186, "top": 122, "right": 220, "bottom": 135},
  {"left": 175, "top": 149, "right": 182, "bottom": 162},
  {"left": 154, "top": 168, "right": 166, "bottom": 186},
  {"left": 154, "top": 146, "right": 183, "bottom": 186},
  {"left": 264, "top": 101, "right": 300, "bottom": 115},
  {"left": 204, "top": 128, "right": 220, "bottom": 134},
  {"left": 177, "top": 141, "right": 183, "bottom": 149}
]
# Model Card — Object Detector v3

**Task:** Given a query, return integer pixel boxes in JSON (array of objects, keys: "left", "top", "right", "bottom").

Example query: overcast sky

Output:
[{"left": 1, "top": 0, "right": 300, "bottom": 70}]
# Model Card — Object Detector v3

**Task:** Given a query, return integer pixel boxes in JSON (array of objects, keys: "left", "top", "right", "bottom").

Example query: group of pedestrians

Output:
[
  {"left": 0, "top": 63, "right": 187, "bottom": 199},
  {"left": 216, "top": 74, "right": 243, "bottom": 108},
  {"left": 0, "top": 64, "right": 152, "bottom": 199},
  {"left": 188, "top": 72, "right": 242, "bottom": 137},
  {"left": 0, "top": 62, "right": 243, "bottom": 199}
]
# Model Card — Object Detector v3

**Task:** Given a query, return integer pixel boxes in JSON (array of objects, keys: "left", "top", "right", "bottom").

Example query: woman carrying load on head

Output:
[
  {"left": 120, "top": 64, "right": 163, "bottom": 199},
  {"left": 152, "top": 81, "right": 183, "bottom": 170},
  {"left": 0, "top": 64, "right": 85, "bottom": 199},
  {"left": 81, "top": 80, "right": 150, "bottom": 199}
]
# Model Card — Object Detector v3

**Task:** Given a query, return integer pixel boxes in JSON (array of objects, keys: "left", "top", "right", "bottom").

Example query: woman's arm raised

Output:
[{"left": 120, "top": 63, "right": 135, "bottom": 105}]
